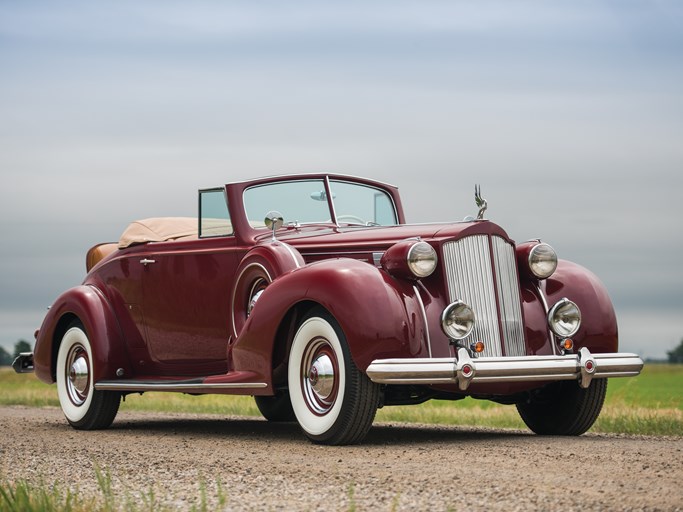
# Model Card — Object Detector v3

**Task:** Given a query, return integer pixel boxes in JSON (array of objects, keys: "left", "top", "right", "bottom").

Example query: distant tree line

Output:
[
  {"left": 3, "top": 338, "right": 683, "bottom": 365},
  {"left": 0, "top": 340, "right": 32, "bottom": 366},
  {"left": 668, "top": 338, "right": 683, "bottom": 364}
]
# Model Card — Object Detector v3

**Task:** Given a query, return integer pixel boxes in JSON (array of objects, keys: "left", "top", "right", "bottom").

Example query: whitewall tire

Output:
[
  {"left": 56, "top": 321, "right": 120, "bottom": 430},
  {"left": 287, "top": 308, "right": 379, "bottom": 445}
]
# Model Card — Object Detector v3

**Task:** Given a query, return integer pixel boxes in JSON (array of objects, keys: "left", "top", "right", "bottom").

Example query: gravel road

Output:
[{"left": 1, "top": 406, "right": 681, "bottom": 511}]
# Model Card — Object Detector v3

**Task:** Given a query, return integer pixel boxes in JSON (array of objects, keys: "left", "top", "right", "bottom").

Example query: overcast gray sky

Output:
[{"left": 1, "top": 1, "right": 681, "bottom": 359}]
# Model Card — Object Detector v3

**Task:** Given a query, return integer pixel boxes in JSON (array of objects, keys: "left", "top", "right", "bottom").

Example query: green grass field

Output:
[
  {"left": 1, "top": 365, "right": 681, "bottom": 511},
  {"left": 1, "top": 364, "right": 681, "bottom": 436}
]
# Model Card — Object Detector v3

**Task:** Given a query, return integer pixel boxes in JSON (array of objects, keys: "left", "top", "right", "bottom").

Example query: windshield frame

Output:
[{"left": 241, "top": 175, "right": 399, "bottom": 229}]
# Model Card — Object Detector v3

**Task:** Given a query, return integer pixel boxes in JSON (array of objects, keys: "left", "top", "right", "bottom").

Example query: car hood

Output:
[{"left": 261, "top": 220, "right": 514, "bottom": 252}]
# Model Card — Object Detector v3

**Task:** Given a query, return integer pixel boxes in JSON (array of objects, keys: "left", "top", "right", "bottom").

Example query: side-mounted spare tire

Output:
[
  {"left": 231, "top": 243, "right": 304, "bottom": 338},
  {"left": 231, "top": 243, "right": 304, "bottom": 421}
]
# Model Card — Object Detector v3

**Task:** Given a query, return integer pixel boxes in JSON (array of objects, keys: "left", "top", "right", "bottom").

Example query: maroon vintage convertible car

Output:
[{"left": 14, "top": 174, "right": 643, "bottom": 444}]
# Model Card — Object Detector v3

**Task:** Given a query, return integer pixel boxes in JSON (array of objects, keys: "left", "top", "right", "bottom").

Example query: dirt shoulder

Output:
[{"left": 1, "top": 406, "right": 681, "bottom": 511}]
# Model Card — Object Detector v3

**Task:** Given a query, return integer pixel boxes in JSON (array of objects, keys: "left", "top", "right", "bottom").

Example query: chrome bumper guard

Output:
[{"left": 366, "top": 347, "right": 644, "bottom": 391}]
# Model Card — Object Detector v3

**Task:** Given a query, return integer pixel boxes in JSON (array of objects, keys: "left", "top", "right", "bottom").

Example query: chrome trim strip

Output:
[
  {"left": 413, "top": 284, "right": 432, "bottom": 358},
  {"left": 536, "top": 280, "right": 558, "bottom": 356},
  {"left": 302, "top": 250, "right": 381, "bottom": 257},
  {"left": 366, "top": 348, "right": 644, "bottom": 391},
  {"left": 95, "top": 381, "right": 268, "bottom": 392},
  {"left": 280, "top": 242, "right": 302, "bottom": 269}
]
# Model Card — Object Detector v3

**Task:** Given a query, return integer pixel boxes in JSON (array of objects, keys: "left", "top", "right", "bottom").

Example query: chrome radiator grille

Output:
[{"left": 442, "top": 235, "right": 526, "bottom": 357}]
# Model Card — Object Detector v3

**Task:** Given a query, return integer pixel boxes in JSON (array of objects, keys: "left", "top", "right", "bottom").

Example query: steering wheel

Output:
[{"left": 336, "top": 214, "right": 368, "bottom": 225}]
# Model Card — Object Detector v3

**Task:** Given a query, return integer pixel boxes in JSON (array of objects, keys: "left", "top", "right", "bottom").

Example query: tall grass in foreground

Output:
[
  {"left": 0, "top": 468, "right": 226, "bottom": 512},
  {"left": 1, "top": 364, "right": 681, "bottom": 436}
]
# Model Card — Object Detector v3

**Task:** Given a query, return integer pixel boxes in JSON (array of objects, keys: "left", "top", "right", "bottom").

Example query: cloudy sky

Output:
[{"left": 1, "top": 1, "right": 681, "bottom": 359}]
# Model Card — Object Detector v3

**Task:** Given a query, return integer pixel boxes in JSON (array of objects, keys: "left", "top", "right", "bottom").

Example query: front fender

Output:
[
  {"left": 33, "top": 285, "right": 132, "bottom": 384},
  {"left": 230, "top": 259, "right": 428, "bottom": 382},
  {"left": 544, "top": 260, "right": 618, "bottom": 353}
]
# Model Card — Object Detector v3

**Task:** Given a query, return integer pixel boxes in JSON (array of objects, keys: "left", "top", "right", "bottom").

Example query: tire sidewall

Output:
[
  {"left": 56, "top": 325, "right": 94, "bottom": 424},
  {"left": 288, "top": 314, "right": 347, "bottom": 437}
]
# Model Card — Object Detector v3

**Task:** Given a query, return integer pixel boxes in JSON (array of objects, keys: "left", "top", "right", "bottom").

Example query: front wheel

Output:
[
  {"left": 56, "top": 321, "right": 121, "bottom": 430},
  {"left": 287, "top": 308, "right": 379, "bottom": 445},
  {"left": 516, "top": 378, "right": 607, "bottom": 436}
]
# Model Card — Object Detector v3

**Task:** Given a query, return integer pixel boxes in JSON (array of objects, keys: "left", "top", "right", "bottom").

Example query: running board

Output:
[{"left": 95, "top": 378, "right": 267, "bottom": 393}]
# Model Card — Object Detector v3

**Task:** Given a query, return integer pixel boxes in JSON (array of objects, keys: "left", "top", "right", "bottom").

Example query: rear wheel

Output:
[
  {"left": 287, "top": 308, "right": 379, "bottom": 445},
  {"left": 254, "top": 390, "right": 295, "bottom": 422},
  {"left": 56, "top": 321, "right": 121, "bottom": 430},
  {"left": 516, "top": 378, "right": 607, "bottom": 436}
]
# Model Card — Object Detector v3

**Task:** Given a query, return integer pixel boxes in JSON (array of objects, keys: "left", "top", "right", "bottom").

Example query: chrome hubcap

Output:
[
  {"left": 66, "top": 347, "right": 89, "bottom": 406},
  {"left": 301, "top": 338, "right": 339, "bottom": 415},
  {"left": 308, "top": 354, "right": 335, "bottom": 400}
]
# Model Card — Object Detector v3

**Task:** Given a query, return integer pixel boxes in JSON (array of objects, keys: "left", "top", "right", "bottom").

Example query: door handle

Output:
[{"left": 140, "top": 258, "right": 156, "bottom": 266}]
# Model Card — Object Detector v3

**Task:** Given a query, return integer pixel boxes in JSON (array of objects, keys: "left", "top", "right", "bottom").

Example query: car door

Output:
[
  {"left": 140, "top": 239, "right": 238, "bottom": 374},
  {"left": 139, "top": 188, "right": 239, "bottom": 376}
]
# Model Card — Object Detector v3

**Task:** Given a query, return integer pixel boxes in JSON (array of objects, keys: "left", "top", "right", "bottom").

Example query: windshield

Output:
[{"left": 243, "top": 178, "right": 398, "bottom": 227}]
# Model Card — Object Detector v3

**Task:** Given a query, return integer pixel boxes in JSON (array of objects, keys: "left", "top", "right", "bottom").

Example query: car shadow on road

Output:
[{"left": 107, "top": 415, "right": 531, "bottom": 446}]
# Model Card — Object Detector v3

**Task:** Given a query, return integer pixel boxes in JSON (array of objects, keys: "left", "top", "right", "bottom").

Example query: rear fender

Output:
[
  {"left": 230, "top": 258, "right": 426, "bottom": 383},
  {"left": 33, "top": 285, "right": 132, "bottom": 384}
]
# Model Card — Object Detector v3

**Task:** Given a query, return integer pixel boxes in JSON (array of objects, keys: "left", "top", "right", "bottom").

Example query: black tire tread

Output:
[
  {"left": 71, "top": 390, "right": 121, "bottom": 430},
  {"left": 516, "top": 378, "right": 607, "bottom": 436},
  {"left": 327, "top": 355, "right": 380, "bottom": 445},
  {"left": 254, "top": 391, "right": 296, "bottom": 422}
]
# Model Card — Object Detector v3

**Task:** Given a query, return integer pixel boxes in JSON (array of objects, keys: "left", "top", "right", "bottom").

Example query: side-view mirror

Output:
[
  {"left": 310, "top": 190, "right": 336, "bottom": 201},
  {"left": 264, "top": 211, "right": 284, "bottom": 241}
]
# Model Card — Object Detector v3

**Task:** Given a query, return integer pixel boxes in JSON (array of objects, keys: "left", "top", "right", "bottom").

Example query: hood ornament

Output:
[{"left": 475, "top": 184, "right": 487, "bottom": 220}]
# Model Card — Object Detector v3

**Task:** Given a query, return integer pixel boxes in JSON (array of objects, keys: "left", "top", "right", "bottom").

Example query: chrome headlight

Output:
[
  {"left": 407, "top": 242, "right": 437, "bottom": 278},
  {"left": 381, "top": 240, "right": 437, "bottom": 279},
  {"left": 528, "top": 243, "right": 558, "bottom": 279},
  {"left": 441, "top": 301, "right": 475, "bottom": 340},
  {"left": 548, "top": 298, "right": 581, "bottom": 338}
]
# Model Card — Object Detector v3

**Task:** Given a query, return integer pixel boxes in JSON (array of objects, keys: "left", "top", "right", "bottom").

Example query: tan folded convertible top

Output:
[
  {"left": 86, "top": 217, "right": 236, "bottom": 272},
  {"left": 118, "top": 217, "right": 198, "bottom": 249}
]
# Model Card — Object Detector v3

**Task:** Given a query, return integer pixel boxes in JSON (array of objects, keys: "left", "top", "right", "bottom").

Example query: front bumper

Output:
[{"left": 366, "top": 347, "right": 644, "bottom": 391}]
